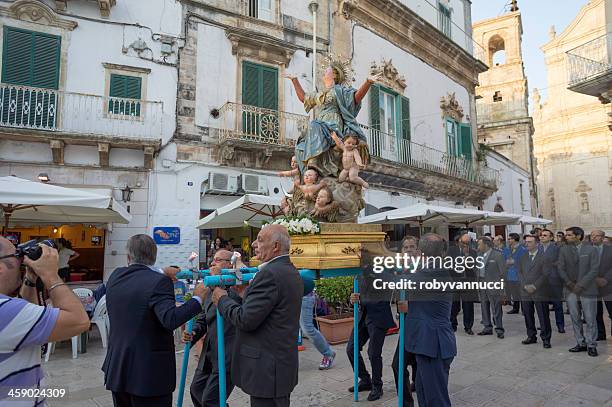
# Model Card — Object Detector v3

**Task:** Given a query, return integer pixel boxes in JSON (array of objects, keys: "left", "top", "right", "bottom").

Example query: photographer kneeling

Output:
[{"left": 0, "top": 236, "right": 90, "bottom": 405}]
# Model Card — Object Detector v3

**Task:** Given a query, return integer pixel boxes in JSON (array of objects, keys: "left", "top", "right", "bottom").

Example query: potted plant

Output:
[{"left": 314, "top": 276, "right": 355, "bottom": 344}]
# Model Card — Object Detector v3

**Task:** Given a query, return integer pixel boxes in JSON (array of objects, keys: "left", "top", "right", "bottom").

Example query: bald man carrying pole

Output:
[{"left": 211, "top": 225, "right": 303, "bottom": 406}]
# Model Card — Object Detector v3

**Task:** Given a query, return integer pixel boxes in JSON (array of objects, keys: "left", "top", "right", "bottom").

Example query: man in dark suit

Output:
[
  {"left": 102, "top": 234, "right": 205, "bottom": 407},
  {"left": 402, "top": 233, "right": 456, "bottom": 407},
  {"left": 211, "top": 225, "right": 303, "bottom": 407},
  {"left": 448, "top": 232, "right": 478, "bottom": 335},
  {"left": 517, "top": 235, "right": 552, "bottom": 348},
  {"left": 476, "top": 236, "right": 506, "bottom": 338},
  {"left": 183, "top": 249, "right": 243, "bottom": 407},
  {"left": 558, "top": 226, "right": 600, "bottom": 357},
  {"left": 540, "top": 229, "right": 565, "bottom": 333},
  {"left": 592, "top": 230, "right": 612, "bottom": 340},
  {"left": 347, "top": 258, "right": 395, "bottom": 402}
]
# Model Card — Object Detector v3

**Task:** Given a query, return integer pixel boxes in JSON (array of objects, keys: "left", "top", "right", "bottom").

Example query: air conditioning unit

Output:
[
  {"left": 241, "top": 174, "right": 268, "bottom": 195},
  {"left": 203, "top": 172, "right": 238, "bottom": 194}
]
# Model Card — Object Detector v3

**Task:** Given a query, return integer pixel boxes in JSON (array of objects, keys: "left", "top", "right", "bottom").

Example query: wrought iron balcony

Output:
[
  {"left": 566, "top": 32, "right": 612, "bottom": 100},
  {"left": 215, "top": 102, "right": 497, "bottom": 188},
  {"left": 0, "top": 83, "right": 164, "bottom": 140}
]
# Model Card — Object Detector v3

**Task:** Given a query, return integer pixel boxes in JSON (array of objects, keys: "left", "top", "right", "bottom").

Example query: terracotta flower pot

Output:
[{"left": 315, "top": 312, "right": 354, "bottom": 345}]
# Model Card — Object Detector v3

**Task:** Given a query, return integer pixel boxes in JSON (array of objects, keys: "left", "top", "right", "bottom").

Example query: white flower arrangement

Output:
[{"left": 263, "top": 215, "right": 320, "bottom": 235}]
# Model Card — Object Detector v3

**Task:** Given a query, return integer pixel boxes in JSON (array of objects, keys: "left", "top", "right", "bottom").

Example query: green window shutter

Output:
[
  {"left": 2, "top": 27, "right": 61, "bottom": 89},
  {"left": 399, "top": 96, "right": 410, "bottom": 141},
  {"left": 109, "top": 74, "right": 142, "bottom": 116},
  {"left": 459, "top": 123, "right": 473, "bottom": 160},
  {"left": 369, "top": 84, "right": 380, "bottom": 131},
  {"left": 242, "top": 61, "right": 260, "bottom": 107},
  {"left": 260, "top": 66, "right": 278, "bottom": 110}
]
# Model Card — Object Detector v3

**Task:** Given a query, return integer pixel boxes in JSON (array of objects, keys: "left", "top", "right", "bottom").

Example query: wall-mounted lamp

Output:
[
  {"left": 38, "top": 173, "right": 50, "bottom": 183},
  {"left": 120, "top": 185, "right": 133, "bottom": 202}
]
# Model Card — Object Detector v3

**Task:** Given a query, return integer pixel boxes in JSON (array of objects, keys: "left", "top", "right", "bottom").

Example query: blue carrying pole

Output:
[
  {"left": 217, "top": 309, "right": 226, "bottom": 407},
  {"left": 353, "top": 277, "right": 359, "bottom": 402},
  {"left": 398, "top": 289, "right": 406, "bottom": 407},
  {"left": 177, "top": 318, "right": 194, "bottom": 407}
]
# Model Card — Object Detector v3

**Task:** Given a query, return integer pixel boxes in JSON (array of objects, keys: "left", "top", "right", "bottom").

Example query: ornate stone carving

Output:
[
  {"left": 575, "top": 180, "right": 592, "bottom": 193},
  {"left": 369, "top": 59, "right": 407, "bottom": 93},
  {"left": 226, "top": 32, "right": 296, "bottom": 67},
  {"left": 98, "top": 0, "right": 116, "bottom": 18},
  {"left": 1, "top": 0, "right": 77, "bottom": 30},
  {"left": 440, "top": 93, "right": 464, "bottom": 121},
  {"left": 220, "top": 145, "right": 235, "bottom": 162}
]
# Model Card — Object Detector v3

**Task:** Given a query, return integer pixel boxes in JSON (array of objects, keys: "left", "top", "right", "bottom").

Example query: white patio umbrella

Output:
[
  {"left": 0, "top": 176, "right": 131, "bottom": 232},
  {"left": 519, "top": 215, "right": 553, "bottom": 226},
  {"left": 465, "top": 211, "right": 522, "bottom": 226},
  {"left": 358, "top": 203, "right": 491, "bottom": 230},
  {"left": 197, "top": 194, "right": 283, "bottom": 229}
]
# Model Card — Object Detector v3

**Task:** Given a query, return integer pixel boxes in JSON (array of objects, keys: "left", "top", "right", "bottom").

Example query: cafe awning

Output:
[
  {"left": 0, "top": 176, "right": 131, "bottom": 231},
  {"left": 197, "top": 194, "right": 283, "bottom": 229},
  {"left": 519, "top": 215, "right": 553, "bottom": 225}
]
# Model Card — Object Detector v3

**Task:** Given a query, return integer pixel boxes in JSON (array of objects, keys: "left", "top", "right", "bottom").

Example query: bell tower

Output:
[{"left": 473, "top": 2, "right": 538, "bottom": 213}]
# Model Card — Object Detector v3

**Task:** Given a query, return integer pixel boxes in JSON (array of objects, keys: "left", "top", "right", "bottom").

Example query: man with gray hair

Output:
[
  {"left": 211, "top": 224, "right": 303, "bottom": 407},
  {"left": 102, "top": 234, "right": 207, "bottom": 407},
  {"left": 476, "top": 236, "right": 506, "bottom": 339}
]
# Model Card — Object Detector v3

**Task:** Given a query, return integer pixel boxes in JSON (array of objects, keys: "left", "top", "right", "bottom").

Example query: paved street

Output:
[{"left": 46, "top": 304, "right": 612, "bottom": 407}]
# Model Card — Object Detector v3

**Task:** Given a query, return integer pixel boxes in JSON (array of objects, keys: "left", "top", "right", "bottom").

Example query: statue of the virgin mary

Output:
[{"left": 285, "top": 55, "right": 381, "bottom": 177}]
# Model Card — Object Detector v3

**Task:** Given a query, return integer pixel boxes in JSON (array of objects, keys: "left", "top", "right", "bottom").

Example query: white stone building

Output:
[
  {"left": 0, "top": 0, "right": 181, "bottom": 279},
  {"left": 150, "top": 0, "right": 499, "bottom": 268}
]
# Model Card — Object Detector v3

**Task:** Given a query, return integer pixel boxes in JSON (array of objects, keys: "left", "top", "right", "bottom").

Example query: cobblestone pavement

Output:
[{"left": 45, "top": 304, "right": 612, "bottom": 407}]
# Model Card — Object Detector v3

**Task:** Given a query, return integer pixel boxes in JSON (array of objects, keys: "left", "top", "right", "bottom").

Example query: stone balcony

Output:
[
  {"left": 0, "top": 83, "right": 163, "bottom": 168},
  {"left": 212, "top": 102, "right": 498, "bottom": 204},
  {"left": 567, "top": 32, "right": 612, "bottom": 104}
]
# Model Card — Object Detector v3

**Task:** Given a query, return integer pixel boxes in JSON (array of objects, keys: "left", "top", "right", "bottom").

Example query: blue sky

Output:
[{"left": 471, "top": 0, "right": 586, "bottom": 98}]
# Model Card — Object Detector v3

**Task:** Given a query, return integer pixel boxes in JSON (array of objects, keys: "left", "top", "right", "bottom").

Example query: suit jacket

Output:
[
  {"left": 558, "top": 243, "right": 600, "bottom": 297},
  {"left": 357, "top": 270, "right": 395, "bottom": 330},
  {"left": 403, "top": 267, "right": 457, "bottom": 359},
  {"left": 447, "top": 244, "right": 478, "bottom": 301},
  {"left": 191, "top": 289, "right": 242, "bottom": 372},
  {"left": 596, "top": 245, "right": 612, "bottom": 298},
  {"left": 102, "top": 264, "right": 202, "bottom": 397},
  {"left": 502, "top": 245, "right": 527, "bottom": 282},
  {"left": 540, "top": 243, "right": 561, "bottom": 286},
  {"left": 478, "top": 249, "right": 506, "bottom": 296},
  {"left": 517, "top": 250, "right": 550, "bottom": 301},
  {"left": 217, "top": 255, "right": 303, "bottom": 399}
]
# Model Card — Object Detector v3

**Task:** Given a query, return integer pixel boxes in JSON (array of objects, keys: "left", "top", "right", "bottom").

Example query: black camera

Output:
[{"left": 16, "top": 239, "right": 57, "bottom": 261}]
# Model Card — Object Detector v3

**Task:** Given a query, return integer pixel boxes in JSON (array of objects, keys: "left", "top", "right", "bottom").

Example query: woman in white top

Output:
[{"left": 57, "top": 238, "right": 80, "bottom": 282}]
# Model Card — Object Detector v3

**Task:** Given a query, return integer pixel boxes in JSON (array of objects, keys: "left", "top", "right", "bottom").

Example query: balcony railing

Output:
[
  {"left": 476, "top": 99, "right": 528, "bottom": 123},
  {"left": 216, "top": 102, "right": 497, "bottom": 188},
  {"left": 360, "top": 123, "right": 497, "bottom": 187},
  {"left": 0, "top": 83, "right": 163, "bottom": 140},
  {"left": 567, "top": 32, "right": 612, "bottom": 86},
  {"left": 217, "top": 102, "right": 308, "bottom": 146}
]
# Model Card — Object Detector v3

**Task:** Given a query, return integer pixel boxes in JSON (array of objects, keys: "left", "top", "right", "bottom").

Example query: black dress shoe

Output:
[
  {"left": 543, "top": 342, "right": 551, "bottom": 349},
  {"left": 497, "top": 332, "right": 505, "bottom": 339},
  {"left": 464, "top": 328, "right": 474, "bottom": 335},
  {"left": 507, "top": 310, "right": 519, "bottom": 314},
  {"left": 348, "top": 379, "right": 372, "bottom": 393},
  {"left": 477, "top": 330, "right": 493, "bottom": 336},
  {"left": 558, "top": 327, "right": 565, "bottom": 333},
  {"left": 522, "top": 337, "right": 537, "bottom": 345},
  {"left": 587, "top": 347, "right": 598, "bottom": 357},
  {"left": 568, "top": 344, "right": 588, "bottom": 352},
  {"left": 597, "top": 335, "right": 606, "bottom": 341},
  {"left": 367, "top": 387, "right": 383, "bottom": 401}
]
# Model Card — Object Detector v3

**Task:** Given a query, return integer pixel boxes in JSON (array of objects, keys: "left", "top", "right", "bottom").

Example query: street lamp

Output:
[{"left": 38, "top": 173, "right": 50, "bottom": 183}]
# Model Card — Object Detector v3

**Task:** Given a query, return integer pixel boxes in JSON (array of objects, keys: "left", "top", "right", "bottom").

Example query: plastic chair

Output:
[
  {"left": 44, "top": 296, "right": 79, "bottom": 361},
  {"left": 90, "top": 295, "right": 109, "bottom": 348}
]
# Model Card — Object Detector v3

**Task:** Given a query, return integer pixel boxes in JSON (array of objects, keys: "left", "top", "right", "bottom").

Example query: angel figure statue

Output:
[
  {"left": 331, "top": 131, "right": 369, "bottom": 189},
  {"left": 311, "top": 186, "right": 339, "bottom": 222},
  {"left": 277, "top": 155, "right": 300, "bottom": 193},
  {"left": 285, "top": 55, "right": 381, "bottom": 177}
]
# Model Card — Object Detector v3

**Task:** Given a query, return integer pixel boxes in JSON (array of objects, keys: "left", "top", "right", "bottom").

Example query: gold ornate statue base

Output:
[{"left": 252, "top": 223, "right": 386, "bottom": 270}]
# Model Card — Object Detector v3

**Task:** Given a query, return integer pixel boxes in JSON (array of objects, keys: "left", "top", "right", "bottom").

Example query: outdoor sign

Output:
[{"left": 153, "top": 227, "right": 181, "bottom": 244}]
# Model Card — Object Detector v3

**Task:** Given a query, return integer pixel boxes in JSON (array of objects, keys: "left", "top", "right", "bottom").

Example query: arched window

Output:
[{"left": 488, "top": 35, "right": 506, "bottom": 66}]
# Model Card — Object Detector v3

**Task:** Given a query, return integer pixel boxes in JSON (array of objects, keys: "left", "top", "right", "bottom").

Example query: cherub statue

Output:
[
  {"left": 294, "top": 169, "right": 326, "bottom": 201},
  {"left": 280, "top": 196, "right": 291, "bottom": 215},
  {"left": 312, "top": 186, "right": 339, "bottom": 222},
  {"left": 278, "top": 155, "right": 300, "bottom": 193},
  {"left": 331, "top": 132, "right": 369, "bottom": 189}
]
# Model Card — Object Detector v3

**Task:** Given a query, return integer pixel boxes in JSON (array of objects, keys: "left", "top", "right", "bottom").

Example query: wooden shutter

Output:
[
  {"left": 31, "top": 34, "right": 61, "bottom": 89},
  {"left": 2, "top": 28, "right": 32, "bottom": 86},
  {"left": 369, "top": 84, "right": 380, "bottom": 131},
  {"left": 399, "top": 96, "right": 410, "bottom": 140},
  {"left": 261, "top": 66, "right": 278, "bottom": 110},
  {"left": 109, "top": 74, "right": 142, "bottom": 116},
  {"left": 242, "top": 61, "right": 260, "bottom": 106},
  {"left": 459, "top": 123, "right": 473, "bottom": 160}
]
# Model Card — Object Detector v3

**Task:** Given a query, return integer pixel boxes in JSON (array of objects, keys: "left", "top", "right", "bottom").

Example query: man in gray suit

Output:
[
  {"left": 476, "top": 237, "right": 506, "bottom": 339},
  {"left": 212, "top": 225, "right": 303, "bottom": 406},
  {"left": 558, "top": 226, "right": 600, "bottom": 357},
  {"left": 593, "top": 230, "right": 612, "bottom": 340}
]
